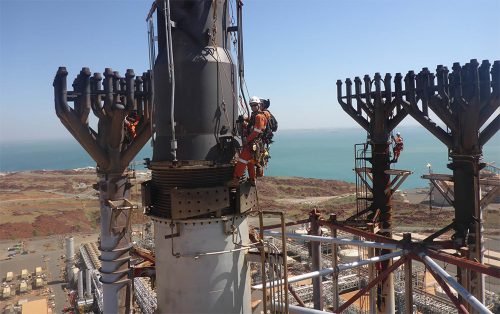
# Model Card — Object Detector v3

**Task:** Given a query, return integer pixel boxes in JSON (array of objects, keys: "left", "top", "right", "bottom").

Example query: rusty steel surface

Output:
[
  {"left": 399, "top": 59, "right": 499, "bottom": 303},
  {"left": 337, "top": 71, "right": 410, "bottom": 312},
  {"left": 412, "top": 253, "right": 470, "bottom": 314},
  {"left": 54, "top": 67, "right": 152, "bottom": 174},
  {"left": 337, "top": 58, "right": 499, "bottom": 311},
  {"left": 336, "top": 256, "right": 407, "bottom": 313},
  {"left": 170, "top": 186, "right": 230, "bottom": 219},
  {"left": 237, "top": 182, "right": 258, "bottom": 213},
  {"left": 426, "top": 248, "right": 500, "bottom": 278},
  {"left": 54, "top": 66, "right": 153, "bottom": 313}
]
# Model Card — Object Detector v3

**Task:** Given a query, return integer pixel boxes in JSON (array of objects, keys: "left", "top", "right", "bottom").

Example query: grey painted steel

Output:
[
  {"left": 148, "top": 164, "right": 234, "bottom": 217},
  {"left": 153, "top": 215, "right": 251, "bottom": 313},
  {"left": 78, "top": 270, "right": 84, "bottom": 301},
  {"left": 66, "top": 237, "right": 75, "bottom": 282},
  {"left": 252, "top": 250, "right": 404, "bottom": 289},
  {"left": 86, "top": 269, "right": 92, "bottom": 297},
  {"left": 153, "top": 0, "right": 237, "bottom": 162},
  {"left": 418, "top": 252, "right": 492, "bottom": 314},
  {"left": 98, "top": 174, "right": 133, "bottom": 314},
  {"left": 170, "top": 185, "right": 230, "bottom": 219},
  {"left": 264, "top": 230, "right": 400, "bottom": 250},
  {"left": 310, "top": 212, "right": 323, "bottom": 310},
  {"left": 287, "top": 304, "right": 333, "bottom": 314}
]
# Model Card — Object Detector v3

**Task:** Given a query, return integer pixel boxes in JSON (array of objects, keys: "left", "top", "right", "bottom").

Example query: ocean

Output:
[{"left": 0, "top": 127, "right": 498, "bottom": 190}]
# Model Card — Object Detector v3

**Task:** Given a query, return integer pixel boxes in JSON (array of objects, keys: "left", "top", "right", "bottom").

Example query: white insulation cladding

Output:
[{"left": 153, "top": 214, "right": 251, "bottom": 313}]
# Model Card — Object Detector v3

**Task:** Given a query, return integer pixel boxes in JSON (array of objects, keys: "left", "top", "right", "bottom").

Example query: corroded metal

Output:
[
  {"left": 337, "top": 72, "right": 408, "bottom": 313},
  {"left": 54, "top": 67, "right": 153, "bottom": 174},
  {"left": 400, "top": 59, "right": 499, "bottom": 304},
  {"left": 54, "top": 67, "right": 153, "bottom": 313}
]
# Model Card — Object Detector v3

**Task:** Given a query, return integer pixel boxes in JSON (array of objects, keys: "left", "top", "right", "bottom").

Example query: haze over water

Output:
[{"left": 1, "top": 127, "right": 498, "bottom": 190}]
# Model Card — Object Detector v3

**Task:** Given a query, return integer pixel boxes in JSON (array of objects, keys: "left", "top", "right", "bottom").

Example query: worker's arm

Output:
[{"left": 246, "top": 114, "right": 266, "bottom": 143}]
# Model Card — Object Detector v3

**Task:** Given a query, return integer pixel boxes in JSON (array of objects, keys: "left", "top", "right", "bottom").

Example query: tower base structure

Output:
[{"left": 153, "top": 214, "right": 251, "bottom": 314}]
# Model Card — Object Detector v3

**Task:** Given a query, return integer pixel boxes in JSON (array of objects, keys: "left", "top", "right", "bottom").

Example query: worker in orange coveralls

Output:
[
  {"left": 227, "top": 96, "right": 267, "bottom": 187},
  {"left": 391, "top": 132, "right": 404, "bottom": 162},
  {"left": 124, "top": 111, "right": 139, "bottom": 144},
  {"left": 256, "top": 98, "right": 274, "bottom": 177}
]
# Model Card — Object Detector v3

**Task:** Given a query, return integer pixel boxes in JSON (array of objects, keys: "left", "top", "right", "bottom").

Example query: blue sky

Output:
[{"left": 0, "top": 0, "right": 499, "bottom": 141}]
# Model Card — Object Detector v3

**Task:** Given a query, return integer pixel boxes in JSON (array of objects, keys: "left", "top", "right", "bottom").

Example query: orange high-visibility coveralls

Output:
[
  {"left": 125, "top": 117, "right": 139, "bottom": 139},
  {"left": 392, "top": 136, "right": 403, "bottom": 161},
  {"left": 233, "top": 112, "right": 267, "bottom": 180},
  {"left": 262, "top": 109, "right": 271, "bottom": 120}
]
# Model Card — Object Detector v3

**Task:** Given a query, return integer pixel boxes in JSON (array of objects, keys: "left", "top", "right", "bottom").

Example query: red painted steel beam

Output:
[
  {"left": 288, "top": 285, "right": 306, "bottom": 307},
  {"left": 320, "top": 220, "right": 400, "bottom": 245},
  {"left": 413, "top": 254, "right": 469, "bottom": 314},
  {"left": 426, "top": 249, "right": 500, "bottom": 278},
  {"left": 336, "top": 256, "right": 406, "bottom": 313}
]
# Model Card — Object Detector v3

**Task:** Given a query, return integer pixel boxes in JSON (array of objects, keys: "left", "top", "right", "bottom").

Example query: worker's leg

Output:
[
  {"left": 228, "top": 147, "right": 252, "bottom": 187},
  {"left": 247, "top": 160, "right": 256, "bottom": 185},
  {"left": 393, "top": 149, "right": 400, "bottom": 162}
]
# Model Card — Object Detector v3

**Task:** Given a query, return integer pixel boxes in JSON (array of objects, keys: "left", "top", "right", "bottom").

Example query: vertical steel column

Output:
[
  {"left": 403, "top": 233, "right": 413, "bottom": 314},
  {"left": 310, "top": 210, "right": 323, "bottom": 310},
  {"left": 338, "top": 72, "right": 407, "bottom": 313},
  {"left": 98, "top": 173, "right": 132, "bottom": 314},
  {"left": 367, "top": 223, "right": 377, "bottom": 312},
  {"left": 259, "top": 212, "right": 268, "bottom": 314},
  {"left": 400, "top": 60, "right": 499, "bottom": 305},
  {"left": 458, "top": 247, "right": 471, "bottom": 312},
  {"left": 329, "top": 214, "right": 339, "bottom": 311},
  {"left": 54, "top": 67, "right": 152, "bottom": 313},
  {"left": 280, "top": 212, "right": 289, "bottom": 314},
  {"left": 452, "top": 156, "right": 485, "bottom": 305}
]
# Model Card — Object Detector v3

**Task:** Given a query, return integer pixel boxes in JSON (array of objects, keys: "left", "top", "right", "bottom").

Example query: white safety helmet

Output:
[
  {"left": 249, "top": 96, "right": 261, "bottom": 105},
  {"left": 396, "top": 132, "right": 401, "bottom": 136}
]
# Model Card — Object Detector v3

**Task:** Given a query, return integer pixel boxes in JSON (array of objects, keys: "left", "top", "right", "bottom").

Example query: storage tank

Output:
[
  {"left": 19, "top": 281, "right": 28, "bottom": 293},
  {"left": 85, "top": 269, "right": 92, "bottom": 296},
  {"left": 20, "top": 269, "right": 28, "bottom": 280},
  {"left": 339, "top": 249, "right": 360, "bottom": 264},
  {"left": 78, "top": 271, "right": 84, "bottom": 300},
  {"left": 2, "top": 286, "right": 11, "bottom": 298},
  {"left": 66, "top": 236, "right": 75, "bottom": 282},
  {"left": 35, "top": 278, "right": 44, "bottom": 288},
  {"left": 72, "top": 267, "right": 80, "bottom": 285}
]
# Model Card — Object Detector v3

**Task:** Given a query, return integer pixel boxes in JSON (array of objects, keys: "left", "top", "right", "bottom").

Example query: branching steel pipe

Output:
[{"left": 54, "top": 66, "right": 153, "bottom": 313}]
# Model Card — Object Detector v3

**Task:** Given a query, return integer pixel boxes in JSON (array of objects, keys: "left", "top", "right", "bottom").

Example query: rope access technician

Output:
[
  {"left": 227, "top": 96, "right": 277, "bottom": 187},
  {"left": 391, "top": 132, "right": 404, "bottom": 162}
]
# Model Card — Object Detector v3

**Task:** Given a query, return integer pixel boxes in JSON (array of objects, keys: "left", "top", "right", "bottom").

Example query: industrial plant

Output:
[{"left": 1, "top": 0, "right": 498, "bottom": 313}]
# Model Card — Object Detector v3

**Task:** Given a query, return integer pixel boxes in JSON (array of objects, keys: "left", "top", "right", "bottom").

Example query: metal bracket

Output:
[
  {"left": 170, "top": 186, "right": 230, "bottom": 219},
  {"left": 237, "top": 181, "right": 258, "bottom": 213},
  {"left": 222, "top": 217, "right": 236, "bottom": 235},
  {"left": 107, "top": 199, "right": 137, "bottom": 237}
]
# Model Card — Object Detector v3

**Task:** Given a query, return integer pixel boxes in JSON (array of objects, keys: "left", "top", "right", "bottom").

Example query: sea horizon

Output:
[{"left": 1, "top": 127, "right": 498, "bottom": 190}]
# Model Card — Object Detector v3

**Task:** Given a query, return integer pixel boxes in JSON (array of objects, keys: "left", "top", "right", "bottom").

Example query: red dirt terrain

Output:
[{"left": 1, "top": 169, "right": 465, "bottom": 240}]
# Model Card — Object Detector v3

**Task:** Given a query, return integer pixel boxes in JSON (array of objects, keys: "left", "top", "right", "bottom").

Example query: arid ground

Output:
[{"left": 2, "top": 169, "right": 497, "bottom": 240}]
